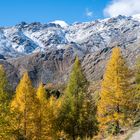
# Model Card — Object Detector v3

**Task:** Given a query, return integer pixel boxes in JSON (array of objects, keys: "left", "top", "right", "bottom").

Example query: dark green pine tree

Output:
[{"left": 57, "top": 57, "right": 97, "bottom": 140}]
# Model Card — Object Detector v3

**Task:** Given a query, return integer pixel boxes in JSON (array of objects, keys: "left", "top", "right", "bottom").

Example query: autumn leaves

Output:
[{"left": 0, "top": 47, "right": 139, "bottom": 139}]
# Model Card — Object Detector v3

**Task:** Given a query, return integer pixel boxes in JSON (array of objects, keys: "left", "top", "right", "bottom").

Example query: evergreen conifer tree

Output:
[{"left": 57, "top": 57, "right": 97, "bottom": 139}]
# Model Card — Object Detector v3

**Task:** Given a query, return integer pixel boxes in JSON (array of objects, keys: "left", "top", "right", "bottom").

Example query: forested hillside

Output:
[{"left": 0, "top": 47, "right": 140, "bottom": 140}]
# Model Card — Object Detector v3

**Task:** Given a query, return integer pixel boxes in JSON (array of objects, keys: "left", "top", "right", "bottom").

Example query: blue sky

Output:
[
  {"left": 0, "top": 0, "right": 110, "bottom": 26},
  {"left": 0, "top": 0, "right": 140, "bottom": 26}
]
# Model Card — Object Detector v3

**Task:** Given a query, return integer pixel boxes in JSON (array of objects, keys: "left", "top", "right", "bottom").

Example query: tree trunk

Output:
[
  {"left": 72, "top": 125, "right": 76, "bottom": 140},
  {"left": 24, "top": 109, "right": 27, "bottom": 140},
  {"left": 72, "top": 135, "right": 75, "bottom": 140},
  {"left": 24, "top": 92, "right": 27, "bottom": 140},
  {"left": 115, "top": 105, "right": 120, "bottom": 135}
]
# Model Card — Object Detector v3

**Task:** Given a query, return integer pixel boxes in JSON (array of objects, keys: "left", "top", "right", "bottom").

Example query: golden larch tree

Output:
[
  {"left": 36, "top": 83, "right": 62, "bottom": 140},
  {"left": 97, "top": 47, "right": 134, "bottom": 135},
  {"left": 11, "top": 72, "right": 38, "bottom": 139},
  {"left": 134, "top": 57, "right": 140, "bottom": 123},
  {"left": 36, "top": 83, "right": 47, "bottom": 139},
  {"left": 0, "top": 65, "right": 12, "bottom": 139}
]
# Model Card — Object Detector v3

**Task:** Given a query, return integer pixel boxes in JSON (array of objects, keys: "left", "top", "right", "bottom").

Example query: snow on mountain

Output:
[
  {"left": 132, "top": 14, "right": 140, "bottom": 22},
  {"left": 2, "top": 15, "right": 140, "bottom": 87},
  {"left": 3, "top": 26, "right": 39, "bottom": 54},
  {"left": 50, "top": 20, "right": 69, "bottom": 28},
  {"left": 0, "top": 15, "right": 140, "bottom": 58}
]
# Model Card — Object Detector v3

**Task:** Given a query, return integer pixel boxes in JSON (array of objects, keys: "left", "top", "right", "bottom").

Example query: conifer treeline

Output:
[{"left": 0, "top": 47, "right": 140, "bottom": 139}]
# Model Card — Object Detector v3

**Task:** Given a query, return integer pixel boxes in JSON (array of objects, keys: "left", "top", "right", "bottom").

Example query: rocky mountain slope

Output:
[{"left": 0, "top": 15, "right": 140, "bottom": 88}]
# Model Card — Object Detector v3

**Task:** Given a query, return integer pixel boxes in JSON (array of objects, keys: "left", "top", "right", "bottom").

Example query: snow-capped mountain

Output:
[
  {"left": 0, "top": 15, "right": 140, "bottom": 58},
  {"left": 1, "top": 15, "right": 140, "bottom": 88}
]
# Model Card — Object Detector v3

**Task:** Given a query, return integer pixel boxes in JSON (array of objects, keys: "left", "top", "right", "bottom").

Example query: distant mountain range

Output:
[{"left": 0, "top": 15, "right": 140, "bottom": 88}]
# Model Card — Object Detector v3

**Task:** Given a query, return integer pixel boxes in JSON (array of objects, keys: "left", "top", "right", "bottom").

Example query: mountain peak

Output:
[
  {"left": 0, "top": 15, "right": 140, "bottom": 58},
  {"left": 50, "top": 20, "right": 69, "bottom": 28}
]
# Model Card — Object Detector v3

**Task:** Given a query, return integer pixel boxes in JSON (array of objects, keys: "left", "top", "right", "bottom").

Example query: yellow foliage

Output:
[
  {"left": 36, "top": 83, "right": 46, "bottom": 102},
  {"left": 11, "top": 72, "right": 35, "bottom": 111},
  {"left": 44, "top": 96, "right": 62, "bottom": 139},
  {"left": 11, "top": 72, "right": 38, "bottom": 139},
  {"left": 36, "top": 83, "right": 62, "bottom": 139},
  {"left": 97, "top": 47, "right": 134, "bottom": 134}
]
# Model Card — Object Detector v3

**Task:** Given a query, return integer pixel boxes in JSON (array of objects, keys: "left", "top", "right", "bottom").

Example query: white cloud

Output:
[
  {"left": 85, "top": 8, "right": 93, "bottom": 18},
  {"left": 104, "top": 0, "right": 140, "bottom": 17}
]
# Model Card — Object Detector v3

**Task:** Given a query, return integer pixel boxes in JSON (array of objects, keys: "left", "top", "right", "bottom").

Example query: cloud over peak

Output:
[{"left": 104, "top": 0, "right": 140, "bottom": 17}]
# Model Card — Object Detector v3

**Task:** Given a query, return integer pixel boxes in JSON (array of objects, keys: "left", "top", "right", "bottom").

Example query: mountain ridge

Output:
[
  {"left": 0, "top": 15, "right": 139, "bottom": 57},
  {"left": 0, "top": 15, "right": 140, "bottom": 88}
]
